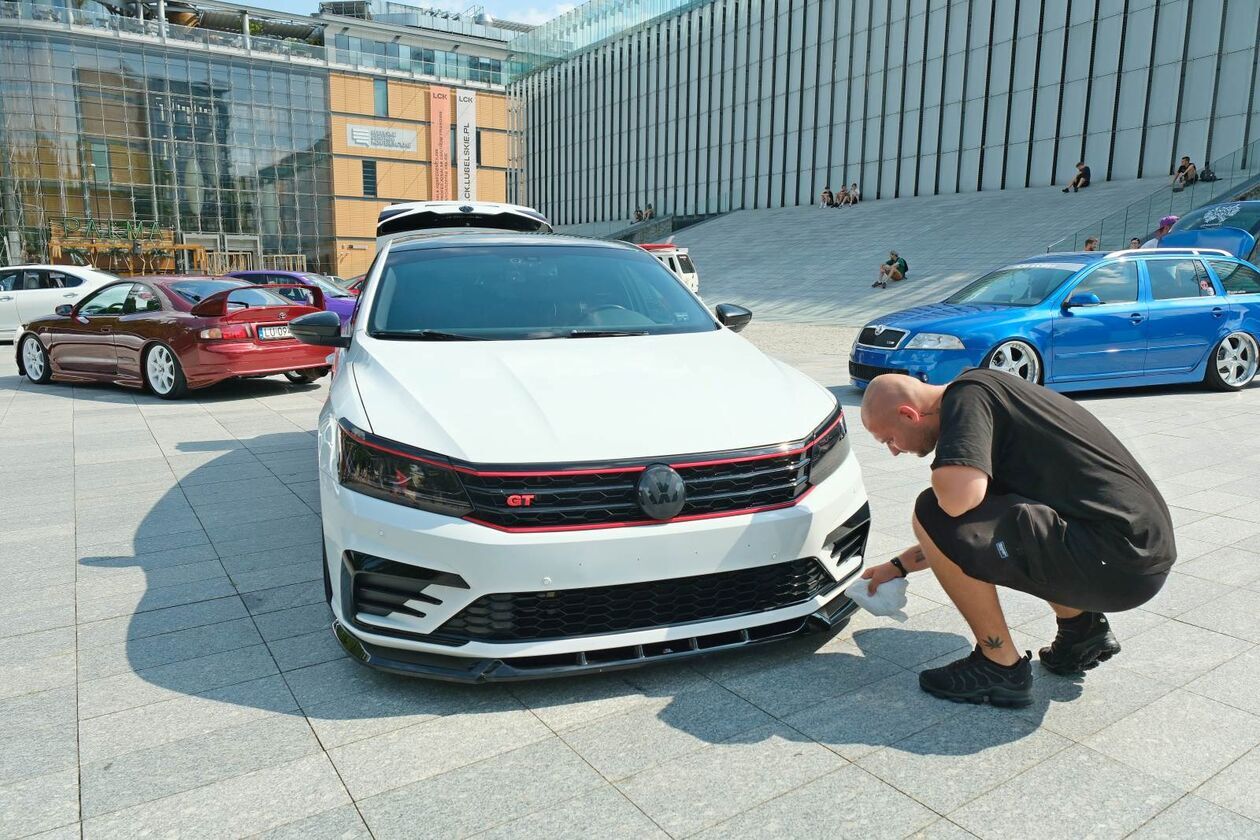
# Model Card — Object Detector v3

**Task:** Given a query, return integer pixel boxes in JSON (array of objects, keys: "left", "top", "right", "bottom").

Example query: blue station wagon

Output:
[{"left": 850, "top": 248, "right": 1260, "bottom": 393}]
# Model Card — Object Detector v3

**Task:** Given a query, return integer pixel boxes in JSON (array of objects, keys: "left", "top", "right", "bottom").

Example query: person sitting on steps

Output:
[{"left": 873, "top": 250, "right": 907, "bottom": 288}]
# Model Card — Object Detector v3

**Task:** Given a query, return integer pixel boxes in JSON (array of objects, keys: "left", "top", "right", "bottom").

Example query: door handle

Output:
[
  {"left": 1129, "top": 313, "right": 1145, "bottom": 324},
  {"left": 0, "top": 295, "right": 12, "bottom": 301},
  {"left": 100, "top": 327, "right": 112, "bottom": 334},
  {"left": 63, "top": 292, "right": 78, "bottom": 298},
  {"left": 1212, "top": 307, "right": 1225, "bottom": 318}
]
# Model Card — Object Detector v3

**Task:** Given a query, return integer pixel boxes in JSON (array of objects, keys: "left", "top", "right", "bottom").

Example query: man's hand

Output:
[{"left": 861, "top": 561, "right": 903, "bottom": 595}]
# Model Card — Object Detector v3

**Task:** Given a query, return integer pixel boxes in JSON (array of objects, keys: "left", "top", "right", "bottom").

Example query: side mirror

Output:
[
  {"left": 1065, "top": 292, "right": 1103, "bottom": 308},
  {"left": 54, "top": 304, "right": 74, "bottom": 317},
  {"left": 290, "top": 310, "right": 350, "bottom": 348},
  {"left": 715, "top": 303, "right": 753, "bottom": 333}
]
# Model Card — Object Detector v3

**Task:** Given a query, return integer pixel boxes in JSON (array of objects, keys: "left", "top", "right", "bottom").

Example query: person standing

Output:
[
  {"left": 859, "top": 371, "right": 1175, "bottom": 707},
  {"left": 1143, "top": 215, "right": 1178, "bottom": 248}
]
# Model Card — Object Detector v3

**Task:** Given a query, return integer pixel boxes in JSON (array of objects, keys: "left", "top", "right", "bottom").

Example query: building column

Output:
[
  {"left": 156, "top": 0, "right": 167, "bottom": 40},
  {"left": 241, "top": 11, "right": 251, "bottom": 50}
]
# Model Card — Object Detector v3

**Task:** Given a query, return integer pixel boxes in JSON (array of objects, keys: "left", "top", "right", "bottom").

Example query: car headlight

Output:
[
  {"left": 337, "top": 420, "right": 473, "bottom": 517},
  {"left": 807, "top": 408, "right": 850, "bottom": 486},
  {"left": 905, "top": 332, "right": 965, "bottom": 350}
]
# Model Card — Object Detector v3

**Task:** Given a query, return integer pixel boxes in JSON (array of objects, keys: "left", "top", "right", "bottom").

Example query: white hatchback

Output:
[
  {"left": 0, "top": 264, "right": 120, "bottom": 341},
  {"left": 291, "top": 227, "right": 870, "bottom": 682}
]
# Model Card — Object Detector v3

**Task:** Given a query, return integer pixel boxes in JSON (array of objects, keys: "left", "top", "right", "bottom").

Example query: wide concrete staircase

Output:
[{"left": 675, "top": 178, "right": 1167, "bottom": 325}]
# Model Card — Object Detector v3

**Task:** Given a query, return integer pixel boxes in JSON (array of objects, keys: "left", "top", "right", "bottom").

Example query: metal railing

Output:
[{"left": 1048, "top": 138, "right": 1260, "bottom": 252}]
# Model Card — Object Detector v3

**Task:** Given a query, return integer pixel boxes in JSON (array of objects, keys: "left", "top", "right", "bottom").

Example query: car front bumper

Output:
[
  {"left": 848, "top": 344, "right": 984, "bottom": 388},
  {"left": 319, "top": 449, "right": 871, "bottom": 682}
]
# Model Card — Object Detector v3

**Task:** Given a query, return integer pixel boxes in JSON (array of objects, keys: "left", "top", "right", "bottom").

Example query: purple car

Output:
[{"left": 227, "top": 271, "right": 358, "bottom": 326}]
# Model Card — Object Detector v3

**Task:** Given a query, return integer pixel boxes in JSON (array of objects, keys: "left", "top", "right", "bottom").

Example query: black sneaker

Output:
[
  {"left": 919, "top": 645, "right": 1033, "bottom": 707},
  {"left": 1038, "top": 612, "right": 1121, "bottom": 675}
]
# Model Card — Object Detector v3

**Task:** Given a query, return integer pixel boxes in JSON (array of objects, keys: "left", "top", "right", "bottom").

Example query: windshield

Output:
[
  {"left": 169, "top": 280, "right": 295, "bottom": 308},
  {"left": 369, "top": 245, "right": 716, "bottom": 340},
  {"left": 301, "top": 274, "right": 352, "bottom": 298},
  {"left": 945, "top": 264, "right": 1081, "bottom": 306},
  {"left": 1174, "top": 203, "right": 1260, "bottom": 232}
]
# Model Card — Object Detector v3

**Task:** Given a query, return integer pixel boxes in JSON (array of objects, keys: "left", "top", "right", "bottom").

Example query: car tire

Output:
[
  {"left": 983, "top": 339, "right": 1042, "bottom": 384},
  {"left": 285, "top": 367, "right": 329, "bottom": 384},
  {"left": 143, "top": 342, "right": 188, "bottom": 400},
  {"left": 1204, "top": 331, "right": 1259, "bottom": 391},
  {"left": 20, "top": 335, "right": 52, "bottom": 385}
]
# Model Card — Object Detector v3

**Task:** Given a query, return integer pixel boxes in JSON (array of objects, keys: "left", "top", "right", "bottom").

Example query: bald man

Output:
[{"left": 860, "top": 370, "right": 1174, "bottom": 707}]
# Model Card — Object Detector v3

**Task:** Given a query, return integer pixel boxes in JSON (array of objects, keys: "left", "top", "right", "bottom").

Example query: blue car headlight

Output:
[{"left": 905, "top": 333, "right": 966, "bottom": 350}]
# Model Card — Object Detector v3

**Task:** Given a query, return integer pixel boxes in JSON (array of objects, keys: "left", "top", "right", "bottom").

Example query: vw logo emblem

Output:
[
  {"left": 873, "top": 325, "right": 887, "bottom": 335},
  {"left": 636, "top": 464, "right": 686, "bottom": 520},
  {"left": 459, "top": 205, "right": 475, "bottom": 213}
]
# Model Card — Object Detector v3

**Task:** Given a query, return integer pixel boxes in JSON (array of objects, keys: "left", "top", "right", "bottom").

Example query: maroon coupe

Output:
[{"left": 15, "top": 276, "right": 334, "bottom": 399}]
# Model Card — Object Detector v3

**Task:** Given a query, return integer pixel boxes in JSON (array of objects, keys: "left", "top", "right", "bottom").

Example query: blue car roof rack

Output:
[{"left": 1103, "top": 247, "right": 1234, "bottom": 258}]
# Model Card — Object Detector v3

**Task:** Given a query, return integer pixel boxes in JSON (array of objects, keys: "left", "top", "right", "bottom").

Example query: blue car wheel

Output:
[{"left": 982, "top": 339, "right": 1042, "bottom": 384}]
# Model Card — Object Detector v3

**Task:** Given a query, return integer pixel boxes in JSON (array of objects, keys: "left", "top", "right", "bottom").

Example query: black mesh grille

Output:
[
  {"left": 461, "top": 451, "right": 812, "bottom": 529},
  {"left": 434, "top": 557, "right": 835, "bottom": 642},
  {"left": 858, "top": 327, "right": 907, "bottom": 348},
  {"left": 849, "top": 361, "right": 909, "bottom": 382}
]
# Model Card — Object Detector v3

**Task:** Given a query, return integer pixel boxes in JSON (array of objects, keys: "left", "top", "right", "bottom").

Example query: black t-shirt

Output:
[
  {"left": 932, "top": 370, "right": 1174, "bottom": 573},
  {"left": 1079, "top": 165, "right": 1092, "bottom": 183}
]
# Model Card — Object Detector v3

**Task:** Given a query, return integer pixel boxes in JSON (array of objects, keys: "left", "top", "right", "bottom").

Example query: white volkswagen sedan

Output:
[
  {"left": 0, "top": 264, "right": 120, "bottom": 341},
  {"left": 292, "top": 229, "right": 871, "bottom": 681}
]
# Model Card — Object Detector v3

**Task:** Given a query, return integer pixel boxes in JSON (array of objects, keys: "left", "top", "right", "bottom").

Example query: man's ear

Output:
[{"left": 897, "top": 404, "right": 919, "bottom": 421}]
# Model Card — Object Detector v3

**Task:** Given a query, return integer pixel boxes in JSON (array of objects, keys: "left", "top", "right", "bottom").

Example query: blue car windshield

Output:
[
  {"left": 945, "top": 264, "right": 1081, "bottom": 306},
  {"left": 1175, "top": 203, "right": 1260, "bottom": 232}
]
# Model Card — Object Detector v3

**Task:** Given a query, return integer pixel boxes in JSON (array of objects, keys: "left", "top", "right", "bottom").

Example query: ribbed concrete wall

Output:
[{"left": 512, "top": 0, "right": 1260, "bottom": 225}]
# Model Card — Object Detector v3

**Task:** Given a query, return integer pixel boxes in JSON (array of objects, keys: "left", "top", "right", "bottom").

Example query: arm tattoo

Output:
[{"left": 982, "top": 636, "right": 1004, "bottom": 650}]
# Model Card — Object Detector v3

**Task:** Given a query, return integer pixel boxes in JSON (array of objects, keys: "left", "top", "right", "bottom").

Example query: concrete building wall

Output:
[{"left": 512, "top": 0, "right": 1260, "bottom": 226}]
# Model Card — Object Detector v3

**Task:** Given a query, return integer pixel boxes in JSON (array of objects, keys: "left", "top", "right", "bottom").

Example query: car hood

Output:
[
  {"left": 867, "top": 302, "right": 1021, "bottom": 334},
  {"left": 349, "top": 329, "right": 836, "bottom": 463}
]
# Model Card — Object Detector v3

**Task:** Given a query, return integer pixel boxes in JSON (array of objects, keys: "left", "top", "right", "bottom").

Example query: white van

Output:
[{"left": 640, "top": 243, "right": 700, "bottom": 293}]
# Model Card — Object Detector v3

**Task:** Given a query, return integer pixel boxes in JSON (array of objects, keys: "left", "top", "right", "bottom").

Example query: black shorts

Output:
[{"left": 913, "top": 490, "right": 1166, "bottom": 613}]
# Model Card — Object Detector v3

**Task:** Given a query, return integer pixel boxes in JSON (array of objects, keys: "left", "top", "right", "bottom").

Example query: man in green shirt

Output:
[{"left": 874, "top": 251, "right": 907, "bottom": 288}]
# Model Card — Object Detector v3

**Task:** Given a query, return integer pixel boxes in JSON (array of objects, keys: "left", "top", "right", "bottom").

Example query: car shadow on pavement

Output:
[{"left": 77, "top": 427, "right": 1066, "bottom": 759}]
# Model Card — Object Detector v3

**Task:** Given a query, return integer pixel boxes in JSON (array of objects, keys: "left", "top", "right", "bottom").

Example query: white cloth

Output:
[{"left": 844, "top": 576, "right": 909, "bottom": 622}]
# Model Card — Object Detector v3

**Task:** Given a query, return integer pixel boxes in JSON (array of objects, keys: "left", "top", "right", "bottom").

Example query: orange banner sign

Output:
[{"left": 429, "top": 87, "right": 451, "bottom": 200}]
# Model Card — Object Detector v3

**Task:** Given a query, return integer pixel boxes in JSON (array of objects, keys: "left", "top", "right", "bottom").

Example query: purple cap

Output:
[{"left": 1160, "top": 215, "right": 1179, "bottom": 227}]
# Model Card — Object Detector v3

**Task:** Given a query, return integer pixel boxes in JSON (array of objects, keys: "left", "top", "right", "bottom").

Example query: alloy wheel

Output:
[
  {"left": 146, "top": 345, "right": 177, "bottom": 395},
  {"left": 987, "top": 340, "right": 1040, "bottom": 383},
  {"left": 1216, "top": 332, "right": 1259, "bottom": 387},
  {"left": 22, "top": 337, "right": 45, "bottom": 380}
]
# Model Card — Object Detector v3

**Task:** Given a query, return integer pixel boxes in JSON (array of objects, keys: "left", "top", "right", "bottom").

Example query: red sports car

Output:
[{"left": 15, "top": 276, "right": 334, "bottom": 399}]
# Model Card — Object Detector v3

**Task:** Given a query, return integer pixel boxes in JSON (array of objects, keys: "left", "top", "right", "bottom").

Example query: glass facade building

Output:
[
  {"left": 0, "top": 0, "right": 516, "bottom": 273},
  {"left": 509, "top": 0, "right": 1260, "bottom": 226},
  {"left": 0, "top": 30, "right": 333, "bottom": 269}
]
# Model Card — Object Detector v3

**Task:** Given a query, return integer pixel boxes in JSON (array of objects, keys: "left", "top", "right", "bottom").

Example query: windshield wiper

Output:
[
  {"left": 568, "top": 329, "right": 651, "bottom": 338},
  {"left": 371, "top": 330, "right": 487, "bottom": 341}
]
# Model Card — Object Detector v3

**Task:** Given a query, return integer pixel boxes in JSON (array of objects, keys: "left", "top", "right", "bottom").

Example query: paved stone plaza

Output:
[{"left": 2, "top": 320, "right": 1260, "bottom": 839}]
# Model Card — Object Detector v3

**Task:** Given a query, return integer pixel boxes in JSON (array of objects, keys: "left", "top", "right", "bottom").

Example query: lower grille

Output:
[
  {"left": 434, "top": 557, "right": 835, "bottom": 642},
  {"left": 345, "top": 551, "right": 469, "bottom": 636},
  {"left": 849, "top": 361, "right": 909, "bottom": 382}
]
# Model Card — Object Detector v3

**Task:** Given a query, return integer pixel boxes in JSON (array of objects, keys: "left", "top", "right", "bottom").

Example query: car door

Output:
[
  {"left": 1142, "top": 258, "right": 1223, "bottom": 374},
  {"left": 48, "top": 282, "right": 131, "bottom": 374},
  {"left": 0, "top": 269, "right": 21, "bottom": 337},
  {"left": 1051, "top": 260, "right": 1147, "bottom": 381},
  {"left": 14, "top": 270, "right": 82, "bottom": 327},
  {"left": 114, "top": 283, "right": 164, "bottom": 381}
]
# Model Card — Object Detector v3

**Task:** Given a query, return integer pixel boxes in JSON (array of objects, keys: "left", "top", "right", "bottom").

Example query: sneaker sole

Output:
[
  {"left": 918, "top": 679, "right": 1033, "bottom": 708},
  {"left": 1039, "top": 635, "right": 1121, "bottom": 676}
]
